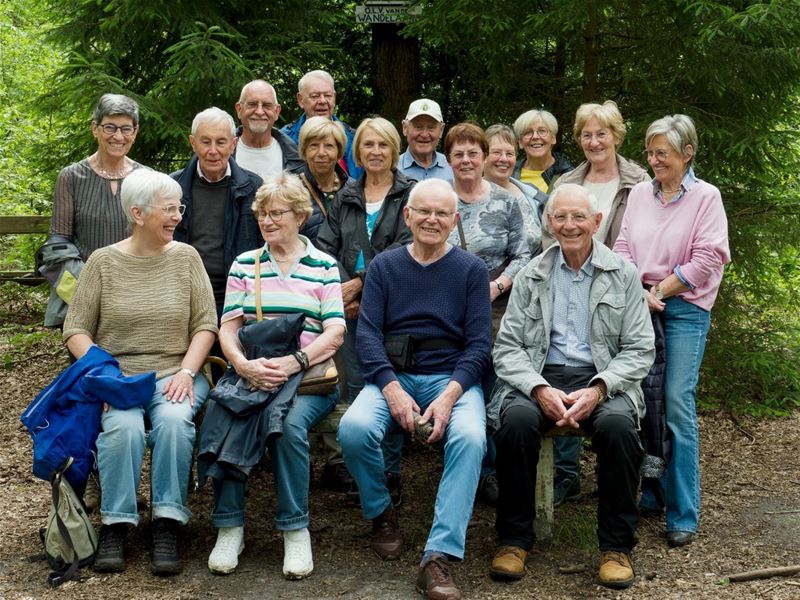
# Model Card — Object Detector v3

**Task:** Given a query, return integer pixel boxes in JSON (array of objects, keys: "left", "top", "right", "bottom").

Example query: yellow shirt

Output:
[{"left": 520, "top": 168, "right": 546, "bottom": 192}]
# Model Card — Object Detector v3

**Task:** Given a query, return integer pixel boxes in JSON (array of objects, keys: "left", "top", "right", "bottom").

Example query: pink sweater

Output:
[{"left": 613, "top": 179, "right": 730, "bottom": 311}]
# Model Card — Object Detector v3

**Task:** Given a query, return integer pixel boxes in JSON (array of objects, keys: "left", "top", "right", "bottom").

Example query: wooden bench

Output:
[
  {"left": 0, "top": 215, "right": 50, "bottom": 285},
  {"left": 534, "top": 425, "right": 588, "bottom": 544}
]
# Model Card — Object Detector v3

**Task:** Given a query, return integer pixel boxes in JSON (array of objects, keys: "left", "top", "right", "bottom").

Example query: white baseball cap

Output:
[{"left": 405, "top": 99, "right": 443, "bottom": 123}]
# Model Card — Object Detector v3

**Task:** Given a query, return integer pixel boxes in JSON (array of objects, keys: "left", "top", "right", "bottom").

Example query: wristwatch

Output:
[
  {"left": 180, "top": 367, "right": 196, "bottom": 379},
  {"left": 495, "top": 280, "right": 505, "bottom": 293},
  {"left": 653, "top": 285, "right": 664, "bottom": 300}
]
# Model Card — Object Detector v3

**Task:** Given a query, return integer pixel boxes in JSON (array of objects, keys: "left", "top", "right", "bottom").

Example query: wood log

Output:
[{"left": 719, "top": 565, "right": 800, "bottom": 584}]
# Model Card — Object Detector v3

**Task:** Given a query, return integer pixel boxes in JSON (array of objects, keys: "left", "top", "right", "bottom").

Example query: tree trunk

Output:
[{"left": 372, "top": 23, "right": 420, "bottom": 123}]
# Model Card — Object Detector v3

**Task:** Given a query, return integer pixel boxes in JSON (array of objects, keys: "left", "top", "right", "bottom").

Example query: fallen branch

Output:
[
  {"left": 719, "top": 565, "right": 800, "bottom": 584},
  {"left": 764, "top": 509, "right": 800, "bottom": 515}
]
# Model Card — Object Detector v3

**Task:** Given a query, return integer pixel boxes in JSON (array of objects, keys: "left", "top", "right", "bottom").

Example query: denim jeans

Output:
[
  {"left": 650, "top": 297, "right": 710, "bottom": 533},
  {"left": 212, "top": 393, "right": 336, "bottom": 530},
  {"left": 338, "top": 373, "right": 486, "bottom": 559},
  {"left": 554, "top": 437, "right": 582, "bottom": 480},
  {"left": 98, "top": 374, "right": 210, "bottom": 526}
]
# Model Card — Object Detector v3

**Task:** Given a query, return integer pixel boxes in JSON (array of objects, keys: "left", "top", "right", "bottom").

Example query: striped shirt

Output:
[
  {"left": 546, "top": 249, "right": 595, "bottom": 367},
  {"left": 50, "top": 159, "right": 143, "bottom": 261},
  {"left": 222, "top": 236, "right": 346, "bottom": 348}
]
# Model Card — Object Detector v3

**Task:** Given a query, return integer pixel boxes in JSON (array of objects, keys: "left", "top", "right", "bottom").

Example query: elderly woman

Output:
[
  {"left": 446, "top": 122, "right": 533, "bottom": 505},
  {"left": 614, "top": 114, "right": 730, "bottom": 547},
  {"left": 206, "top": 173, "right": 345, "bottom": 579},
  {"left": 62, "top": 169, "right": 218, "bottom": 575},
  {"left": 512, "top": 109, "right": 573, "bottom": 193},
  {"left": 297, "top": 116, "right": 350, "bottom": 245},
  {"left": 484, "top": 123, "right": 545, "bottom": 253},
  {"left": 546, "top": 101, "right": 649, "bottom": 505}
]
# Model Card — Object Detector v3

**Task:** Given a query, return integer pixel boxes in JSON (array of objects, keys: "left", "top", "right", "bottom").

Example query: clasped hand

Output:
[
  {"left": 235, "top": 355, "right": 300, "bottom": 391},
  {"left": 534, "top": 385, "right": 600, "bottom": 428}
]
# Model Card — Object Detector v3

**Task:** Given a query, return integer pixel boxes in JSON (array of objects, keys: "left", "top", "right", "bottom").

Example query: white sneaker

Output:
[
  {"left": 208, "top": 526, "right": 244, "bottom": 575},
  {"left": 282, "top": 528, "right": 313, "bottom": 580}
]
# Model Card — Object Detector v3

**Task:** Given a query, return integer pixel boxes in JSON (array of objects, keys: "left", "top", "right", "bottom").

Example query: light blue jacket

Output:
[{"left": 488, "top": 240, "right": 654, "bottom": 429}]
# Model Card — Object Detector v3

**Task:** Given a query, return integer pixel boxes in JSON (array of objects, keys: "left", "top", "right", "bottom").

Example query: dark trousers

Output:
[{"left": 494, "top": 365, "right": 643, "bottom": 553}]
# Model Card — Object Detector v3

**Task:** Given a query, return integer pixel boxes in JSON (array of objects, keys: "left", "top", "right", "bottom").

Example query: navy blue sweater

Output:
[{"left": 356, "top": 245, "right": 492, "bottom": 391}]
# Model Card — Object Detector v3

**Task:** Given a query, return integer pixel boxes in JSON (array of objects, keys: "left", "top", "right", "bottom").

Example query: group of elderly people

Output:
[{"left": 48, "top": 72, "right": 730, "bottom": 598}]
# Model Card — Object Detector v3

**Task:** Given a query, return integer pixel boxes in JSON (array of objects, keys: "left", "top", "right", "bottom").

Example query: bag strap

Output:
[
  {"left": 455, "top": 217, "right": 468, "bottom": 251},
  {"left": 356, "top": 214, "right": 376, "bottom": 272},
  {"left": 299, "top": 172, "right": 328, "bottom": 219},
  {"left": 47, "top": 467, "right": 79, "bottom": 587},
  {"left": 254, "top": 250, "right": 263, "bottom": 322}
]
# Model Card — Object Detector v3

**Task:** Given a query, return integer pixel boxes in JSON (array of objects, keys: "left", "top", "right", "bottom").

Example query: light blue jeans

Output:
[
  {"left": 98, "top": 374, "right": 210, "bottom": 526},
  {"left": 338, "top": 373, "right": 486, "bottom": 559},
  {"left": 212, "top": 393, "right": 336, "bottom": 531},
  {"left": 640, "top": 298, "right": 710, "bottom": 533}
]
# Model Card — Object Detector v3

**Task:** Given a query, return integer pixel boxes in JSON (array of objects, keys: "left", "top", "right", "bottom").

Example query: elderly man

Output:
[
  {"left": 338, "top": 178, "right": 491, "bottom": 600},
  {"left": 280, "top": 69, "right": 362, "bottom": 178},
  {"left": 398, "top": 99, "right": 453, "bottom": 183},
  {"left": 172, "top": 107, "right": 262, "bottom": 315},
  {"left": 233, "top": 79, "right": 303, "bottom": 179},
  {"left": 488, "top": 183, "right": 654, "bottom": 589}
]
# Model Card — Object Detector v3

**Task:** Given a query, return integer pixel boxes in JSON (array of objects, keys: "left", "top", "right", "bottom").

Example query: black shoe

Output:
[
  {"left": 553, "top": 475, "right": 581, "bottom": 507},
  {"left": 321, "top": 462, "right": 353, "bottom": 491},
  {"left": 667, "top": 530, "right": 695, "bottom": 547},
  {"left": 477, "top": 473, "right": 499, "bottom": 507},
  {"left": 151, "top": 518, "right": 181, "bottom": 575},
  {"left": 386, "top": 472, "right": 403, "bottom": 508},
  {"left": 94, "top": 524, "right": 127, "bottom": 572}
]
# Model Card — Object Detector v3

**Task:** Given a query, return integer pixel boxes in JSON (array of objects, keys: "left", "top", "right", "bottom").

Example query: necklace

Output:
[
  {"left": 270, "top": 242, "right": 303, "bottom": 263},
  {"left": 92, "top": 155, "right": 129, "bottom": 180},
  {"left": 662, "top": 186, "right": 681, "bottom": 194}
]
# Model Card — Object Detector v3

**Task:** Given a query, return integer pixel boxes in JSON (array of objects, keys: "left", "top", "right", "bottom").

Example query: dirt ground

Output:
[{"left": 1, "top": 291, "right": 799, "bottom": 599}]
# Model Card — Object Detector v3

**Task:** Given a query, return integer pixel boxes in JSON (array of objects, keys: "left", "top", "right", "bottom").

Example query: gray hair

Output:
[
  {"left": 408, "top": 178, "right": 458, "bottom": 213},
  {"left": 191, "top": 107, "right": 236, "bottom": 137},
  {"left": 645, "top": 114, "right": 698, "bottom": 166},
  {"left": 238, "top": 79, "right": 279, "bottom": 104},
  {"left": 120, "top": 168, "right": 182, "bottom": 224},
  {"left": 513, "top": 109, "right": 559, "bottom": 141},
  {"left": 93, "top": 93, "right": 139, "bottom": 126},
  {"left": 545, "top": 183, "right": 598, "bottom": 216},
  {"left": 298, "top": 69, "right": 335, "bottom": 93}
]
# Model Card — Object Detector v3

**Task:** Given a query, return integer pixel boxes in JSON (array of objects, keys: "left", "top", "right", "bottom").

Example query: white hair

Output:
[
  {"left": 298, "top": 69, "right": 335, "bottom": 93},
  {"left": 408, "top": 178, "right": 458, "bottom": 213},
  {"left": 545, "top": 183, "right": 599, "bottom": 216},
  {"left": 238, "top": 79, "right": 279, "bottom": 104},
  {"left": 191, "top": 107, "right": 236, "bottom": 137},
  {"left": 120, "top": 168, "right": 182, "bottom": 223}
]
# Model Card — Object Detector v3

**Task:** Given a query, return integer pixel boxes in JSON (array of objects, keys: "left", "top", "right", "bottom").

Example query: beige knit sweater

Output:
[{"left": 63, "top": 242, "right": 218, "bottom": 376}]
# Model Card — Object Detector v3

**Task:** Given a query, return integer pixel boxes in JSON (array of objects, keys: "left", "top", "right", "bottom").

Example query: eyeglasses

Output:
[
  {"left": 98, "top": 123, "right": 136, "bottom": 136},
  {"left": 644, "top": 149, "right": 670, "bottom": 161},
  {"left": 551, "top": 211, "right": 589, "bottom": 224},
  {"left": 257, "top": 209, "right": 294, "bottom": 222},
  {"left": 488, "top": 150, "right": 516, "bottom": 159},
  {"left": 580, "top": 131, "right": 611, "bottom": 142},
  {"left": 407, "top": 206, "right": 455, "bottom": 220},
  {"left": 150, "top": 204, "right": 186, "bottom": 216},
  {"left": 522, "top": 128, "right": 550, "bottom": 139},
  {"left": 244, "top": 101, "right": 277, "bottom": 111}
]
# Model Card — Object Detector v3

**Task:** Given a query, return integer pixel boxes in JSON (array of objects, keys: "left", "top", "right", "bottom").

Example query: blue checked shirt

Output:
[{"left": 546, "top": 249, "right": 595, "bottom": 367}]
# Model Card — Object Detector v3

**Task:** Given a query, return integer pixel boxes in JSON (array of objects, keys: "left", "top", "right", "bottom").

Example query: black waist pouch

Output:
[{"left": 384, "top": 334, "right": 415, "bottom": 371}]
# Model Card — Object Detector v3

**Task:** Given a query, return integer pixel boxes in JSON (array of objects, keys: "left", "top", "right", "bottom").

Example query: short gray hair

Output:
[
  {"left": 298, "top": 69, "right": 335, "bottom": 93},
  {"left": 238, "top": 79, "right": 279, "bottom": 104},
  {"left": 408, "top": 178, "right": 458, "bottom": 213},
  {"left": 120, "top": 168, "right": 182, "bottom": 224},
  {"left": 93, "top": 93, "right": 139, "bottom": 126},
  {"left": 513, "top": 109, "right": 558, "bottom": 141},
  {"left": 645, "top": 114, "right": 698, "bottom": 166},
  {"left": 191, "top": 107, "right": 236, "bottom": 137},
  {"left": 546, "top": 183, "right": 598, "bottom": 216}
]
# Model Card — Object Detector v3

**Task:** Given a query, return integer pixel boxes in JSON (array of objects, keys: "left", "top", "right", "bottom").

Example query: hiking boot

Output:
[
  {"left": 151, "top": 518, "right": 181, "bottom": 575},
  {"left": 416, "top": 555, "right": 462, "bottom": 599},
  {"left": 282, "top": 528, "right": 313, "bottom": 580},
  {"left": 553, "top": 475, "right": 581, "bottom": 507},
  {"left": 386, "top": 471, "right": 403, "bottom": 508},
  {"left": 371, "top": 508, "right": 403, "bottom": 560},
  {"left": 83, "top": 472, "right": 101, "bottom": 513},
  {"left": 208, "top": 526, "right": 244, "bottom": 575},
  {"left": 477, "top": 473, "right": 499, "bottom": 507},
  {"left": 598, "top": 551, "right": 635, "bottom": 589},
  {"left": 489, "top": 545, "right": 527, "bottom": 580},
  {"left": 93, "top": 523, "right": 127, "bottom": 572},
  {"left": 321, "top": 462, "right": 354, "bottom": 491},
  {"left": 667, "top": 530, "right": 695, "bottom": 547}
]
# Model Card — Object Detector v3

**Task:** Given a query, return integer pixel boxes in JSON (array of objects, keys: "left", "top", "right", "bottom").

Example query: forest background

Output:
[{"left": 1, "top": 0, "right": 798, "bottom": 416}]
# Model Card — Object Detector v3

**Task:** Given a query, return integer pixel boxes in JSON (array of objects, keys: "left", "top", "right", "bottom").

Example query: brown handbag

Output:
[{"left": 254, "top": 251, "right": 339, "bottom": 395}]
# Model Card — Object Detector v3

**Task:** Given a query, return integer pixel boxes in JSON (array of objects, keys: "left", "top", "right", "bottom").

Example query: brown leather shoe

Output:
[
  {"left": 371, "top": 509, "right": 403, "bottom": 560},
  {"left": 598, "top": 551, "right": 635, "bottom": 589},
  {"left": 490, "top": 545, "right": 527, "bottom": 580},
  {"left": 416, "top": 556, "right": 462, "bottom": 600}
]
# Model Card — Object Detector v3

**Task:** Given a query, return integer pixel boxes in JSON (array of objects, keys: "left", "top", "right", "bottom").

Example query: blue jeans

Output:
[
  {"left": 554, "top": 437, "right": 582, "bottom": 480},
  {"left": 98, "top": 374, "right": 210, "bottom": 526},
  {"left": 212, "top": 393, "right": 336, "bottom": 530},
  {"left": 338, "top": 373, "right": 486, "bottom": 559},
  {"left": 641, "top": 298, "right": 710, "bottom": 533}
]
